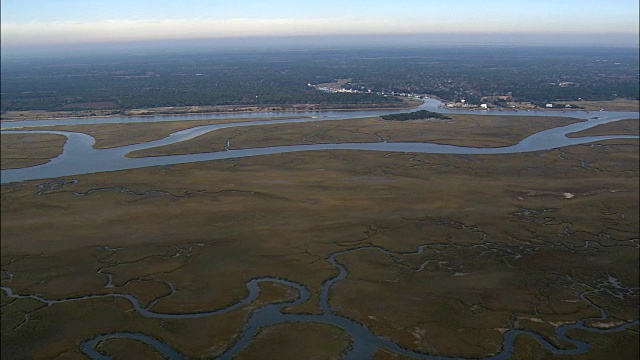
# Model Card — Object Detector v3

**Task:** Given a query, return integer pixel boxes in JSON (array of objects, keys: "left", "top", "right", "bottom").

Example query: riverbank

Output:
[{"left": 0, "top": 98, "right": 422, "bottom": 122}]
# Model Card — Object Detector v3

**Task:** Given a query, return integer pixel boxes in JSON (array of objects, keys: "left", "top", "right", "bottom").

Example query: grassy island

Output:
[{"left": 381, "top": 110, "right": 451, "bottom": 121}]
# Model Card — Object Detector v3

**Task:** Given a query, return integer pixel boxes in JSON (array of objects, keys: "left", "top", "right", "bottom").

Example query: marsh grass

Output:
[{"left": 1, "top": 117, "right": 637, "bottom": 358}]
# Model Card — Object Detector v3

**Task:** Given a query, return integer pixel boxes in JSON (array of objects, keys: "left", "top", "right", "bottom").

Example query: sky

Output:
[{"left": 1, "top": 0, "right": 639, "bottom": 50}]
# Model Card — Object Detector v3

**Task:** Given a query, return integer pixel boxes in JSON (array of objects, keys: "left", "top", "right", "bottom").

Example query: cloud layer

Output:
[{"left": 3, "top": 17, "right": 638, "bottom": 46}]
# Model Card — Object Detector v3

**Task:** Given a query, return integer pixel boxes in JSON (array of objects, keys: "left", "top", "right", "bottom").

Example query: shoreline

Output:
[
  {"left": 441, "top": 99, "right": 639, "bottom": 113},
  {"left": 0, "top": 100, "right": 422, "bottom": 122},
  {"left": 2, "top": 97, "right": 636, "bottom": 123}
]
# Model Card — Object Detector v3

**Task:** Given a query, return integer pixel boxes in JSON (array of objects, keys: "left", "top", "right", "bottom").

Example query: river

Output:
[{"left": 1, "top": 98, "right": 638, "bottom": 184}]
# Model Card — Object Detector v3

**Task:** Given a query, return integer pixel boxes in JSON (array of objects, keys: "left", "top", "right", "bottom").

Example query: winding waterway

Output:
[
  {"left": 3, "top": 243, "right": 638, "bottom": 359},
  {"left": 1, "top": 98, "right": 638, "bottom": 184},
  {"left": 1, "top": 99, "right": 639, "bottom": 358}
]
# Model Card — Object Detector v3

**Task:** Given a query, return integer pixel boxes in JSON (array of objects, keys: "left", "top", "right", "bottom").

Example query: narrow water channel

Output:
[{"left": 3, "top": 242, "right": 637, "bottom": 359}]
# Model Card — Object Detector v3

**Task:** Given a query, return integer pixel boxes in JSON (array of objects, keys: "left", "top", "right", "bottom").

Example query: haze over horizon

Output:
[{"left": 1, "top": 0, "right": 639, "bottom": 55}]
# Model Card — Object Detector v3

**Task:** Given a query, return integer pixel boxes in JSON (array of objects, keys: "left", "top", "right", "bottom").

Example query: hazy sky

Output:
[{"left": 1, "top": 0, "right": 639, "bottom": 48}]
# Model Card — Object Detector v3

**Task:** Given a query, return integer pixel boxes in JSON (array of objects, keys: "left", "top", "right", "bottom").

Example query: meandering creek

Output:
[
  {"left": 3, "top": 242, "right": 638, "bottom": 359},
  {"left": 1, "top": 99, "right": 638, "bottom": 358}
]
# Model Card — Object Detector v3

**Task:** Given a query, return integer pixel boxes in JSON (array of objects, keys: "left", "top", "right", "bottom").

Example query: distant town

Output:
[
  {"left": 312, "top": 81, "right": 588, "bottom": 111},
  {"left": 2, "top": 47, "right": 637, "bottom": 115}
]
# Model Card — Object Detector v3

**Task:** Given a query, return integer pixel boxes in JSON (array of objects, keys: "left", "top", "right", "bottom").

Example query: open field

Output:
[
  {"left": 1, "top": 116, "right": 638, "bottom": 358},
  {"left": 1, "top": 133, "right": 67, "bottom": 169},
  {"left": 235, "top": 323, "right": 350, "bottom": 359},
  {"left": 555, "top": 99, "right": 639, "bottom": 112},
  {"left": 3, "top": 114, "right": 582, "bottom": 165},
  {"left": 121, "top": 114, "right": 579, "bottom": 157},
  {"left": 567, "top": 118, "right": 639, "bottom": 138},
  {"left": 25, "top": 116, "right": 312, "bottom": 149}
]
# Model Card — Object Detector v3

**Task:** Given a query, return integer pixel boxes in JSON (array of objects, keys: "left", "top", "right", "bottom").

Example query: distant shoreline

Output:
[
  {"left": 2, "top": 98, "right": 636, "bottom": 122},
  {"left": 0, "top": 99, "right": 423, "bottom": 122},
  {"left": 441, "top": 98, "right": 639, "bottom": 113}
]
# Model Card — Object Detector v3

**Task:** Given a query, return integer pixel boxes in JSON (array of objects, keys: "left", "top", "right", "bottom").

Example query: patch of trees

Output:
[{"left": 381, "top": 110, "right": 451, "bottom": 121}]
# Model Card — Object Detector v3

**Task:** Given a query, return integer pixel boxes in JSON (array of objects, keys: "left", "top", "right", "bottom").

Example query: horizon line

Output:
[{"left": 2, "top": 32, "right": 639, "bottom": 52}]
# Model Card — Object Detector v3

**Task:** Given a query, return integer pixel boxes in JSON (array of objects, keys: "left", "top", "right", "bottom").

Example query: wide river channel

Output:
[
  {"left": 1, "top": 98, "right": 638, "bottom": 184},
  {"left": 1, "top": 98, "right": 639, "bottom": 359}
]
